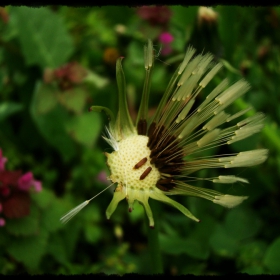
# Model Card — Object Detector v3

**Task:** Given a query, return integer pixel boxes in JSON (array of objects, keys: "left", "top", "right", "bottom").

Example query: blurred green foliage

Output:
[{"left": 0, "top": 5, "right": 279, "bottom": 275}]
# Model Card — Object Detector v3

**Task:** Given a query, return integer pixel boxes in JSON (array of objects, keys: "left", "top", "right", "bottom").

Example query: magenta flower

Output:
[
  {"left": 18, "top": 171, "right": 42, "bottom": 192},
  {"left": 0, "top": 149, "right": 42, "bottom": 224},
  {"left": 0, "top": 149, "right": 7, "bottom": 171},
  {"left": 159, "top": 32, "right": 174, "bottom": 56},
  {"left": 0, "top": 217, "right": 5, "bottom": 227},
  {"left": 159, "top": 32, "right": 174, "bottom": 44}
]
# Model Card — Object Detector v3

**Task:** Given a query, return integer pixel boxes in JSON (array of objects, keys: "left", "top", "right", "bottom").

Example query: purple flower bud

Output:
[{"left": 159, "top": 32, "right": 174, "bottom": 44}]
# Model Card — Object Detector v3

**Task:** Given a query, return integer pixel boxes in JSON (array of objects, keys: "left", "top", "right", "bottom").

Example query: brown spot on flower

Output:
[
  {"left": 139, "top": 167, "right": 152, "bottom": 180},
  {"left": 134, "top": 157, "right": 148, "bottom": 169}
]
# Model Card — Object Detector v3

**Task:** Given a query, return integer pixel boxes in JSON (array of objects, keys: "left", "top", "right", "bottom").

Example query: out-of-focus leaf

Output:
[
  {"left": 225, "top": 207, "right": 262, "bottom": 241},
  {"left": 65, "top": 111, "right": 102, "bottom": 148},
  {"left": 150, "top": 65, "right": 167, "bottom": 94},
  {"left": 7, "top": 228, "right": 49, "bottom": 270},
  {"left": 263, "top": 237, "right": 280, "bottom": 274},
  {"left": 46, "top": 233, "right": 69, "bottom": 265},
  {"left": 40, "top": 198, "right": 70, "bottom": 233},
  {"left": 160, "top": 234, "right": 209, "bottom": 260},
  {"left": 127, "top": 41, "right": 144, "bottom": 66},
  {"left": 217, "top": 6, "right": 239, "bottom": 61},
  {"left": 32, "top": 83, "right": 58, "bottom": 114},
  {"left": 0, "top": 102, "right": 23, "bottom": 122},
  {"left": 84, "top": 71, "right": 109, "bottom": 89},
  {"left": 238, "top": 240, "right": 267, "bottom": 269},
  {"left": 84, "top": 223, "right": 102, "bottom": 244},
  {"left": 10, "top": 7, "right": 73, "bottom": 69},
  {"left": 0, "top": 226, "right": 11, "bottom": 248},
  {"left": 5, "top": 204, "right": 40, "bottom": 236},
  {"left": 60, "top": 221, "right": 82, "bottom": 259},
  {"left": 31, "top": 85, "right": 76, "bottom": 162},
  {"left": 31, "top": 188, "right": 54, "bottom": 210},
  {"left": 170, "top": 6, "right": 198, "bottom": 32},
  {"left": 58, "top": 88, "right": 88, "bottom": 114},
  {"left": 209, "top": 224, "right": 239, "bottom": 258}
]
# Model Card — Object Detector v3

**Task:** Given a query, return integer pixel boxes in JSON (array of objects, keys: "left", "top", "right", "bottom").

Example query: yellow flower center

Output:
[{"left": 107, "top": 135, "right": 161, "bottom": 191}]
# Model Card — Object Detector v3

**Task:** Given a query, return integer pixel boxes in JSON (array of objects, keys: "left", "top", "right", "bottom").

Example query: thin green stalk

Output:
[{"left": 146, "top": 200, "right": 163, "bottom": 274}]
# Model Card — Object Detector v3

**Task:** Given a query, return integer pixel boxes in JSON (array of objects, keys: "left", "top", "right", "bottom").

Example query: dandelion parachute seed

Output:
[
  {"left": 61, "top": 39, "right": 268, "bottom": 227},
  {"left": 60, "top": 183, "right": 114, "bottom": 224}
]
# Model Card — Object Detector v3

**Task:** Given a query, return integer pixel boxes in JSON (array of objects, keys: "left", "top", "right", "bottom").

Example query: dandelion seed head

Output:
[
  {"left": 61, "top": 39, "right": 268, "bottom": 227},
  {"left": 106, "top": 135, "right": 160, "bottom": 190}
]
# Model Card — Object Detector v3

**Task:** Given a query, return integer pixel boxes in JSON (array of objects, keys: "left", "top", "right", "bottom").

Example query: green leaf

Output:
[
  {"left": 58, "top": 88, "right": 88, "bottom": 114},
  {"left": 225, "top": 207, "right": 262, "bottom": 241},
  {"left": 160, "top": 234, "right": 209, "bottom": 260},
  {"left": 46, "top": 233, "right": 70, "bottom": 265},
  {"left": 84, "top": 223, "right": 102, "bottom": 244},
  {"left": 238, "top": 240, "right": 267, "bottom": 268},
  {"left": 0, "top": 227, "right": 12, "bottom": 249},
  {"left": 84, "top": 71, "right": 109, "bottom": 89},
  {"left": 263, "top": 237, "right": 280, "bottom": 274},
  {"left": 40, "top": 198, "right": 70, "bottom": 233},
  {"left": 209, "top": 224, "right": 239, "bottom": 258},
  {"left": 65, "top": 111, "right": 102, "bottom": 148},
  {"left": 170, "top": 6, "right": 198, "bottom": 31},
  {"left": 31, "top": 188, "right": 54, "bottom": 210},
  {"left": 30, "top": 87, "right": 76, "bottom": 162},
  {"left": 217, "top": 6, "right": 239, "bottom": 61},
  {"left": 7, "top": 228, "right": 49, "bottom": 270},
  {"left": 10, "top": 7, "right": 73, "bottom": 69},
  {"left": 5, "top": 204, "right": 40, "bottom": 236},
  {"left": 0, "top": 102, "right": 23, "bottom": 122},
  {"left": 32, "top": 82, "right": 58, "bottom": 114},
  {"left": 60, "top": 221, "right": 82, "bottom": 259}
]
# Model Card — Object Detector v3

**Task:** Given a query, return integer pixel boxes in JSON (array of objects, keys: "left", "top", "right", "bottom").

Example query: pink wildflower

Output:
[
  {"left": 0, "top": 148, "right": 42, "bottom": 221},
  {"left": 159, "top": 32, "right": 174, "bottom": 56},
  {"left": 159, "top": 32, "right": 174, "bottom": 44},
  {"left": 18, "top": 171, "right": 42, "bottom": 192},
  {"left": 0, "top": 217, "right": 5, "bottom": 227}
]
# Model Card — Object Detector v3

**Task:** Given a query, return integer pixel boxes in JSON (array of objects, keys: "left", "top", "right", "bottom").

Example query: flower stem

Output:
[{"left": 146, "top": 200, "right": 163, "bottom": 274}]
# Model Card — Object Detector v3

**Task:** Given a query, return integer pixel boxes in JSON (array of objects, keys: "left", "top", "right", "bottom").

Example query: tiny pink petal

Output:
[
  {"left": 159, "top": 32, "right": 174, "bottom": 44},
  {"left": 33, "top": 180, "right": 42, "bottom": 192},
  {"left": 161, "top": 46, "right": 173, "bottom": 56},
  {"left": 18, "top": 171, "right": 33, "bottom": 191},
  {"left": 0, "top": 218, "right": 5, "bottom": 227}
]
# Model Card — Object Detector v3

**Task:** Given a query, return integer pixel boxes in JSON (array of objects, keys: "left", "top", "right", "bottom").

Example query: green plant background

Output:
[{"left": 0, "top": 6, "right": 279, "bottom": 275}]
